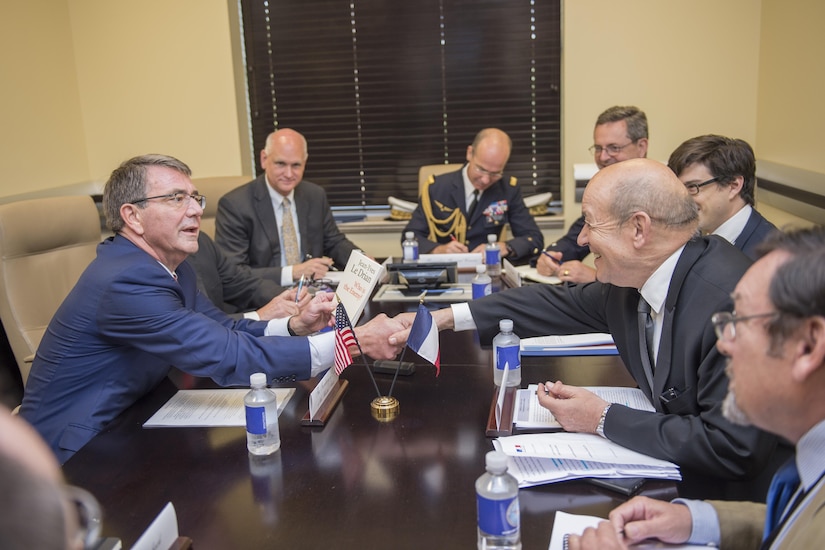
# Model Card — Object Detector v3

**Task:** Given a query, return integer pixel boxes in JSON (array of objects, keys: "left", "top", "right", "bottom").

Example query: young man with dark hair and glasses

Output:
[
  {"left": 537, "top": 105, "right": 649, "bottom": 283},
  {"left": 402, "top": 127, "right": 543, "bottom": 262},
  {"left": 567, "top": 225, "right": 825, "bottom": 550},
  {"left": 668, "top": 134, "right": 778, "bottom": 259}
]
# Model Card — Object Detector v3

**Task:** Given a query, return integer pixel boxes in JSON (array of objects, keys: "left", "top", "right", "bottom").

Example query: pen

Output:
[
  {"left": 450, "top": 234, "right": 457, "bottom": 242},
  {"left": 306, "top": 252, "right": 338, "bottom": 271},
  {"left": 295, "top": 274, "right": 305, "bottom": 303}
]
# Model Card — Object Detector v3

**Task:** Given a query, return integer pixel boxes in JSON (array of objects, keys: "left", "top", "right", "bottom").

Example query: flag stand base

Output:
[{"left": 370, "top": 396, "right": 399, "bottom": 422}]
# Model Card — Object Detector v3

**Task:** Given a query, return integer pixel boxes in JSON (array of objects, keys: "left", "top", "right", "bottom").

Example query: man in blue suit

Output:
[
  {"left": 20, "top": 154, "right": 403, "bottom": 463},
  {"left": 668, "top": 134, "right": 778, "bottom": 260},
  {"left": 402, "top": 128, "right": 543, "bottom": 263}
]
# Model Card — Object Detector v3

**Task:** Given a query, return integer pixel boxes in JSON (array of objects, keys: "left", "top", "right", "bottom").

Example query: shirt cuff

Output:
[
  {"left": 451, "top": 303, "right": 477, "bottom": 332},
  {"left": 244, "top": 310, "right": 261, "bottom": 321},
  {"left": 672, "top": 498, "right": 721, "bottom": 546},
  {"left": 281, "top": 265, "right": 294, "bottom": 286},
  {"left": 309, "top": 331, "right": 335, "bottom": 377},
  {"left": 265, "top": 317, "right": 290, "bottom": 336}
]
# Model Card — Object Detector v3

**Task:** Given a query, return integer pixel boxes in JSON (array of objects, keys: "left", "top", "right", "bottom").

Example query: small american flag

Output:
[{"left": 334, "top": 302, "right": 356, "bottom": 375}]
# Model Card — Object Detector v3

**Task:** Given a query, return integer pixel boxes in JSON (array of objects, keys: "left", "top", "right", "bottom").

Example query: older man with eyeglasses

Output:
[
  {"left": 20, "top": 154, "right": 404, "bottom": 464},
  {"left": 402, "top": 127, "right": 543, "bottom": 263},
  {"left": 567, "top": 226, "right": 825, "bottom": 550},
  {"left": 537, "top": 106, "right": 649, "bottom": 283},
  {"left": 668, "top": 134, "right": 778, "bottom": 260}
]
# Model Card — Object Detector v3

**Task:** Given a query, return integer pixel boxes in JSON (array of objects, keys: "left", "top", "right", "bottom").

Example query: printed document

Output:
[
  {"left": 514, "top": 385, "right": 653, "bottom": 429},
  {"left": 549, "top": 511, "right": 707, "bottom": 550},
  {"left": 143, "top": 388, "right": 294, "bottom": 428}
]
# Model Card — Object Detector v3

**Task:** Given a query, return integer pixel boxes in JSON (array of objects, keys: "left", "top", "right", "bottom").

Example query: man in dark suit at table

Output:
[
  {"left": 390, "top": 158, "right": 777, "bottom": 498},
  {"left": 668, "top": 134, "right": 778, "bottom": 260},
  {"left": 536, "top": 106, "right": 648, "bottom": 283},
  {"left": 402, "top": 128, "right": 543, "bottom": 263},
  {"left": 19, "top": 154, "right": 403, "bottom": 464},
  {"left": 189, "top": 231, "right": 308, "bottom": 320},
  {"left": 568, "top": 226, "right": 825, "bottom": 550},
  {"left": 215, "top": 128, "right": 361, "bottom": 286}
]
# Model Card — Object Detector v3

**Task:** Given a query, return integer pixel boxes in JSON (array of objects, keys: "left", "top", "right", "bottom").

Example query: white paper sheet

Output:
[
  {"left": 143, "top": 388, "right": 294, "bottom": 428},
  {"left": 548, "top": 511, "right": 708, "bottom": 550},
  {"left": 514, "top": 385, "right": 654, "bottom": 429}
]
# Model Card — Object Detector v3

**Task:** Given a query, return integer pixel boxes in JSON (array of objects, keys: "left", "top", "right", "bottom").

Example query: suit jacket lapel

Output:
[
  {"left": 253, "top": 176, "right": 281, "bottom": 257},
  {"left": 651, "top": 239, "right": 705, "bottom": 401},
  {"left": 293, "top": 182, "right": 311, "bottom": 257}
]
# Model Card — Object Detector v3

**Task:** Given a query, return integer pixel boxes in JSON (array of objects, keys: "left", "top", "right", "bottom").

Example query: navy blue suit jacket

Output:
[
  {"left": 403, "top": 168, "right": 543, "bottom": 261},
  {"left": 736, "top": 208, "right": 778, "bottom": 260},
  {"left": 215, "top": 176, "right": 358, "bottom": 282},
  {"left": 469, "top": 237, "right": 776, "bottom": 491},
  {"left": 20, "top": 235, "right": 310, "bottom": 463}
]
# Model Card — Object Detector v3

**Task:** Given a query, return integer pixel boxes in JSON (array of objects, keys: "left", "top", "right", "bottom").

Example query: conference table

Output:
[{"left": 63, "top": 296, "right": 678, "bottom": 549}]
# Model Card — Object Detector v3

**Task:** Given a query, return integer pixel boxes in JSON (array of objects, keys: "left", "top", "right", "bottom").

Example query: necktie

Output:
[
  {"left": 763, "top": 457, "right": 801, "bottom": 542},
  {"left": 637, "top": 296, "right": 655, "bottom": 391},
  {"left": 467, "top": 189, "right": 480, "bottom": 219},
  {"left": 281, "top": 197, "right": 301, "bottom": 266}
]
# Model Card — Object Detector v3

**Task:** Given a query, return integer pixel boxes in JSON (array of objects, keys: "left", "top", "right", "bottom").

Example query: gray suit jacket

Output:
[
  {"left": 215, "top": 175, "right": 359, "bottom": 282},
  {"left": 467, "top": 236, "right": 777, "bottom": 494}
]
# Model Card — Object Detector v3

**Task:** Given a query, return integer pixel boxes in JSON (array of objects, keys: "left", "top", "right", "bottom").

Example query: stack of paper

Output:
[
  {"left": 519, "top": 333, "right": 618, "bottom": 356},
  {"left": 549, "top": 511, "right": 708, "bottom": 550},
  {"left": 514, "top": 385, "right": 654, "bottom": 430},
  {"left": 493, "top": 432, "right": 681, "bottom": 488}
]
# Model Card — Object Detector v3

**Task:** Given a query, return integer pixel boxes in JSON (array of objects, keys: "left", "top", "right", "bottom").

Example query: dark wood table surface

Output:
[{"left": 63, "top": 296, "right": 678, "bottom": 549}]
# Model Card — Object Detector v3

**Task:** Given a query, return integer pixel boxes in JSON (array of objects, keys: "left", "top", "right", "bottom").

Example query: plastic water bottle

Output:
[
  {"left": 493, "top": 319, "right": 521, "bottom": 387},
  {"left": 402, "top": 231, "right": 419, "bottom": 262},
  {"left": 245, "top": 373, "right": 281, "bottom": 455},
  {"left": 485, "top": 234, "right": 502, "bottom": 278},
  {"left": 476, "top": 450, "right": 521, "bottom": 549},
  {"left": 472, "top": 264, "right": 492, "bottom": 299}
]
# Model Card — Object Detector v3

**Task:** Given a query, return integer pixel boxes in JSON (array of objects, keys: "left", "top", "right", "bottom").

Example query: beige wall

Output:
[{"left": 0, "top": 0, "right": 821, "bottom": 230}]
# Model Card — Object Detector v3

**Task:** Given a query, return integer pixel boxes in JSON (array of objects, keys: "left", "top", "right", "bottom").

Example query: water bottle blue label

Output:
[
  {"left": 496, "top": 345, "right": 520, "bottom": 371},
  {"left": 486, "top": 248, "right": 500, "bottom": 265},
  {"left": 477, "top": 494, "right": 519, "bottom": 536},
  {"left": 245, "top": 405, "right": 266, "bottom": 435},
  {"left": 472, "top": 281, "right": 492, "bottom": 299},
  {"left": 403, "top": 245, "right": 418, "bottom": 260}
]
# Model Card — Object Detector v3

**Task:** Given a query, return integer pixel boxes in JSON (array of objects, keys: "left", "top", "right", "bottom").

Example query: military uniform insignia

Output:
[
  {"left": 483, "top": 200, "right": 508, "bottom": 225},
  {"left": 434, "top": 200, "right": 454, "bottom": 214}
]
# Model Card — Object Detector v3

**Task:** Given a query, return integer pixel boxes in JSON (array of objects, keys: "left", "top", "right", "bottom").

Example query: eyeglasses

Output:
[
  {"left": 63, "top": 485, "right": 102, "bottom": 550},
  {"left": 684, "top": 176, "right": 722, "bottom": 195},
  {"left": 472, "top": 161, "right": 504, "bottom": 179},
  {"left": 711, "top": 311, "right": 778, "bottom": 342},
  {"left": 588, "top": 141, "right": 636, "bottom": 156},
  {"left": 130, "top": 192, "right": 206, "bottom": 209}
]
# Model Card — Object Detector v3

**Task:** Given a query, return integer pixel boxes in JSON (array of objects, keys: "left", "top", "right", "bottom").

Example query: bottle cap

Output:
[
  {"left": 487, "top": 234, "right": 497, "bottom": 243},
  {"left": 250, "top": 373, "right": 267, "bottom": 387},
  {"left": 405, "top": 231, "right": 414, "bottom": 239},
  {"left": 485, "top": 450, "right": 508, "bottom": 473},
  {"left": 499, "top": 319, "right": 513, "bottom": 332},
  {"left": 476, "top": 264, "right": 487, "bottom": 274}
]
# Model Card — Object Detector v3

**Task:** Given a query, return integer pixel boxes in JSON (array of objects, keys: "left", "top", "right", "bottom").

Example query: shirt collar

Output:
[
  {"left": 462, "top": 165, "right": 480, "bottom": 202},
  {"left": 639, "top": 244, "right": 686, "bottom": 317},
  {"left": 713, "top": 204, "right": 752, "bottom": 245},
  {"left": 796, "top": 417, "right": 825, "bottom": 491}
]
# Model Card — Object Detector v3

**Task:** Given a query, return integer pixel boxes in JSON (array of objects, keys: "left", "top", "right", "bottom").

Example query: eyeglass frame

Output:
[
  {"left": 130, "top": 192, "right": 206, "bottom": 209},
  {"left": 470, "top": 156, "right": 505, "bottom": 179},
  {"left": 588, "top": 140, "right": 638, "bottom": 156},
  {"left": 63, "top": 484, "right": 102, "bottom": 550},
  {"left": 684, "top": 176, "right": 723, "bottom": 196},
  {"left": 711, "top": 310, "right": 779, "bottom": 342}
]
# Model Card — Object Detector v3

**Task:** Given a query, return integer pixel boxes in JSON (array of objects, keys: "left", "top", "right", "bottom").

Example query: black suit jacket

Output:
[
  {"left": 215, "top": 175, "right": 359, "bottom": 282},
  {"left": 736, "top": 208, "right": 778, "bottom": 260},
  {"left": 468, "top": 236, "right": 777, "bottom": 490},
  {"left": 189, "top": 232, "right": 284, "bottom": 317},
  {"left": 544, "top": 215, "right": 589, "bottom": 262},
  {"left": 403, "top": 167, "right": 543, "bottom": 261}
]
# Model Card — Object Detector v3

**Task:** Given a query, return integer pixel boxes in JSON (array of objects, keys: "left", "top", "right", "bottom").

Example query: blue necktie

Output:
[{"left": 763, "top": 457, "right": 800, "bottom": 541}]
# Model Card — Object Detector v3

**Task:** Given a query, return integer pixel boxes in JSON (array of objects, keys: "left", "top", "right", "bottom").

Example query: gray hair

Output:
[
  {"left": 608, "top": 169, "right": 698, "bottom": 228},
  {"left": 595, "top": 106, "right": 648, "bottom": 142},
  {"left": 102, "top": 154, "right": 192, "bottom": 232}
]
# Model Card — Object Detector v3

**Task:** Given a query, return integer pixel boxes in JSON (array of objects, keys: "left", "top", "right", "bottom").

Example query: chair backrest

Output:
[
  {"left": 0, "top": 195, "right": 101, "bottom": 385},
  {"left": 417, "top": 164, "right": 464, "bottom": 196},
  {"left": 192, "top": 176, "right": 249, "bottom": 239}
]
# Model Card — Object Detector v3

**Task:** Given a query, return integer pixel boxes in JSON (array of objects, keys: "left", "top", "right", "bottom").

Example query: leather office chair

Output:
[
  {"left": 417, "top": 163, "right": 463, "bottom": 196},
  {"left": 0, "top": 195, "right": 101, "bottom": 386},
  {"left": 191, "top": 176, "right": 249, "bottom": 239}
]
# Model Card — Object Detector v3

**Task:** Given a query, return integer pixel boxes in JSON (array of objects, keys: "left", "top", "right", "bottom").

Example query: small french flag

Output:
[{"left": 406, "top": 303, "right": 441, "bottom": 375}]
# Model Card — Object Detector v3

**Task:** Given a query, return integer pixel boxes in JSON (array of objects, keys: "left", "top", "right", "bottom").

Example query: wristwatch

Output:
[
  {"left": 287, "top": 316, "right": 298, "bottom": 337},
  {"left": 505, "top": 243, "right": 516, "bottom": 258},
  {"left": 596, "top": 404, "right": 611, "bottom": 438}
]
